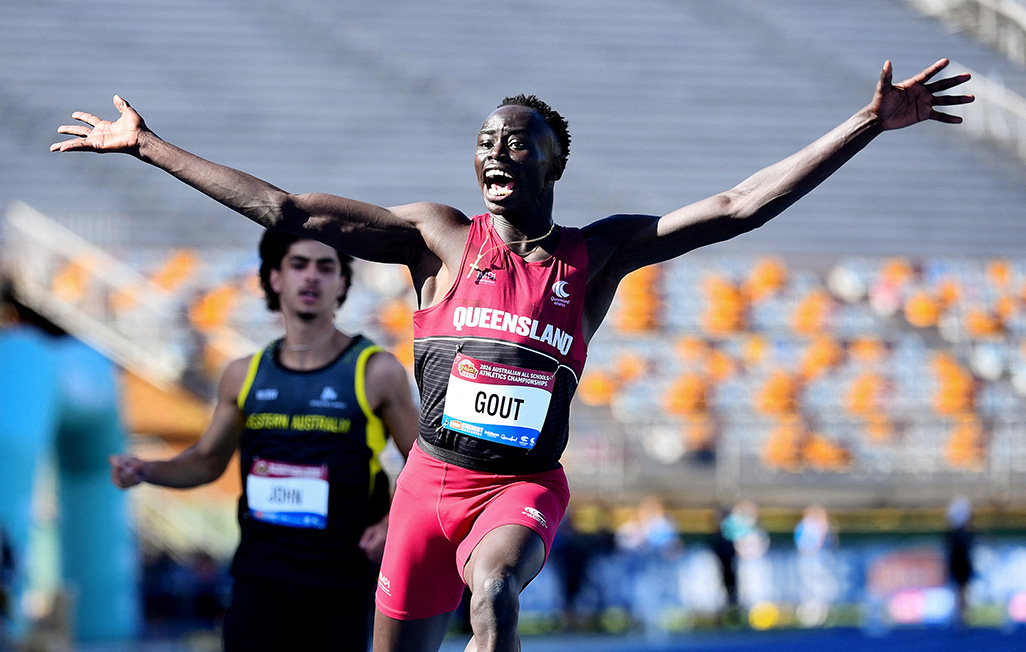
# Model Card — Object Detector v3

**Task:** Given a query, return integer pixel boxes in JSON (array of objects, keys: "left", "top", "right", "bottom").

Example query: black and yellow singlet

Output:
[{"left": 231, "top": 335, "right": 390, "bottom": 588}]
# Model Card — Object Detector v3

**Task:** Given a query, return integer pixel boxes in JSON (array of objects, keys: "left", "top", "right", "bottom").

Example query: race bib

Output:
[
  {"left": 247, "top": 458, "right": 329, "bottom": 529},
  {"left": 441, "top": 353, "right": 556, "bottom": 450}
]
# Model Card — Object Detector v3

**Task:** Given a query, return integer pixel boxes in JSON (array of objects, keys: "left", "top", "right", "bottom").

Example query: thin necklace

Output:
[
  {"left": 281, "top": 327, "right": 337, "bottom": 352},
  {"left": 466, "top": 220, "right": 556, "bottom": 279}
]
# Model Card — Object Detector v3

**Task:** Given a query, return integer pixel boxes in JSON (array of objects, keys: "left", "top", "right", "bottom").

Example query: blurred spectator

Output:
[
  {"left": 178, "top": 291, "right": 215, "bottom": 400},
  {"left": 722, "top": 500, "right": 770, "bottom": 607},
  {"left": 615, "top": 497, "right": 683, "bottom": 636},
  {"left": 615, "top": 496, "right": 681, "bottom": 559},
  {"left": 143, "top": 549, "right": 201, "bottom": 633},
  {"left": 0, "top": 525, "right": 14, "bottom": 646},
  {"left": 190, "top": 551, "right": 231, "bottom": 628},
  {"left": 549, "top": 507, "right": 615, "bottom": 631},
  {"left": 946, "top": 496, "right": 975, "bottom": 628},
  {"left": 141, "top": 547, "right": 231, "bottom": 636},
  {"left": 710, "top": 507, "right": 740, "bottom": 624},
  {"left": 794, "top": 505, "right": 837, "bottom": 626},
  {"left": 722, "top": 501, "right": 768, "bottom": 560}
]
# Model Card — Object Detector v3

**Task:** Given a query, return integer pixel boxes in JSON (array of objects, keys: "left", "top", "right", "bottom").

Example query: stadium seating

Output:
[{"left": 82, "top": 246, "right": 1026, "bottom": 508}]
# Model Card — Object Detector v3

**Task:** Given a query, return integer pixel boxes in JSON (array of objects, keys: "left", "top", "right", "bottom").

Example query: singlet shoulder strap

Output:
[
  {"left": 352, "top": 338, "right": 389, "bottom": 495},
  {"left": 236, "top": 342, "right": 273, "bottom": 410},
  {"left": 353, "top": 341, "right": 384, "bottom": 427}
]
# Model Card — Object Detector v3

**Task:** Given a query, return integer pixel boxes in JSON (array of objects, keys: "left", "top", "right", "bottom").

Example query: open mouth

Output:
[{"left": 484, "top": 169, "right": 515, "bottom": 200}]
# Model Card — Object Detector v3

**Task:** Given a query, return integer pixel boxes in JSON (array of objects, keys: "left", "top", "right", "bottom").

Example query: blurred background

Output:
[{"left": 2, "top": 0, "right": 1026, "bottom": 650}]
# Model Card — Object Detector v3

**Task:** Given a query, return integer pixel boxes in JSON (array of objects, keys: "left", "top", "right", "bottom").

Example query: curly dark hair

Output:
[
  {"left": 499, "top": 94, "right": 571, "bottom": 162},
  {"left": 258, "top": 229, "right": 352, "bottom": 312}
]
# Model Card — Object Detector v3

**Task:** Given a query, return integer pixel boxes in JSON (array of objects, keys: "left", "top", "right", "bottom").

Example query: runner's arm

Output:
[
  {"left": 588, "top": 59, "right": 973, "bottom": 271},
  {"left": 109, "top": 357, "right": 248, "bottom": 489},
  {"left": 365, "top": 350, "right": 419, "bottom": 460},
  {"left": 580, "top": 59, "right": 972, "bottom": 336},
  {"left": 51, "top": 95, "right": 463, "bottom": 268}
]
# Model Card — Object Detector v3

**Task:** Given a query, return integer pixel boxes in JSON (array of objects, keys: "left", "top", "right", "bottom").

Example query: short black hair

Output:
[
  {"left": 258, "top": 230, "right": 353, "bottom": 312},
  {"left": 499, "top": 94, "right": 571, "bottom": 162}
]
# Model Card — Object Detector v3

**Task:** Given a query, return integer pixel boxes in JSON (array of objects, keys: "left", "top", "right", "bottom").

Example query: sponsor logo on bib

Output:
[{"left": 457, "top": 358, "right": 479, "bottom": 379}]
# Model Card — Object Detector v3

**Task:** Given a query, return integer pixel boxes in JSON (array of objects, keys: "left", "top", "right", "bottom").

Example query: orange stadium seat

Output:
[
  {"left": 674, "top": 336, "right": 708, "bottom": 363},
  {"left": 791, "top": 289, "right": 832, "bottom": 335},
  {"left": 881, "top": 258, "right": 915, "bottom": 287},
  {"left": 578, "top": 369, "right": 617, "bottom": 407},
  {"left": 995, "top": 295, "right": 1018, "bottom": 324},
  {"left": 932, "top": 352, "right": 976, "bottom": 414},
  {"left": 673, "top": 337, "right": 735, "bottom": 383},
  {"left": 904, "top": 289, "right": 941, "bottom": 328},
  {"left": 151, "top": 248, "right": 198, "bottom": 293},
  {"left": 662, "top": 372, "right": 708, "bottom": 415},
  {"left": 189, "top": 284, "right": 239, "bottom": 333},
  {"left": 863, "top": 413, "right": 895, "bottom": 443},
  {"left": 744, "top": 256, "right": 788, "bottom": 303},
  {"left": 845, "top": 372, "right": 884, "bottom": 416},
  {"left": 379, "top": 298, "right": 414, "bottom": 337},
  {"left": 614, "top": 352, "right": 647, "bottom": 385},
  {"left": 762, "top": 415, "right": 804, "bottom": 471},
  {"left": 945, "top": 415, "right": 987, "bottom": 470},
  {"left": 741, "top": 334, "right": 769, "bottom": 369},
  {"left": 965, "top": 306, "right": 1005, "bottom": 339},
  {"left": 755, "top": 369, "right": 798, "bottom": 415},
  {"left": 848, "top": 337, "right": 887, "bottom": 364},
  {"left": 799, "top": 334, "right": 842, "bottom": 382},
  {"left": 682, "top": 414, "right": 716, "bottom": 457},
  {"left": 613, "top": 265, "right": 663, "bottom": 333},
  {"left": 391, "top": 337, "right": 415, "bottom": 372},
  {"left": 936, "top": 277, "right": 961, "bottom": 310},
  {"left": 700, "top": 274, "right": 747, "bottom": 335},
  {"left": 803, "top": 432, "right": 853, "bottom": 471},
  {"left": 109, "top": 284, "right": 140, "bottom": 314},
  {"left": 52, "top": 254, "right": 94, "bottom": 304},
  {"left": 986, "top": 259, "right": 1012, "bottom": 290},
  {"left": 706, "top": 347, "right": 736, "bottom": 383}
]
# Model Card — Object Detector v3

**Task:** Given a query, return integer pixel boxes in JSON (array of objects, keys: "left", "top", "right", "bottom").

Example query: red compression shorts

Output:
[{"left": 375, "top": 442, "right": 571, "bottom": 620}]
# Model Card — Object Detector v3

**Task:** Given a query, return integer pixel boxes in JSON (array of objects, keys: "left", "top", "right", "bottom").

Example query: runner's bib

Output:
[
  {"left": 441, "top": 353, "right": 556, "bottom": 450},
  {"left": 247, "top": 458, "right": 329, "bottom": 529}
]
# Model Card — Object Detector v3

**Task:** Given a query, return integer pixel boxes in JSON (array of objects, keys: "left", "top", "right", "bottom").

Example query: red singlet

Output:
[{"left": 376, "top": 215, "right": 588, "bottom": 619}]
